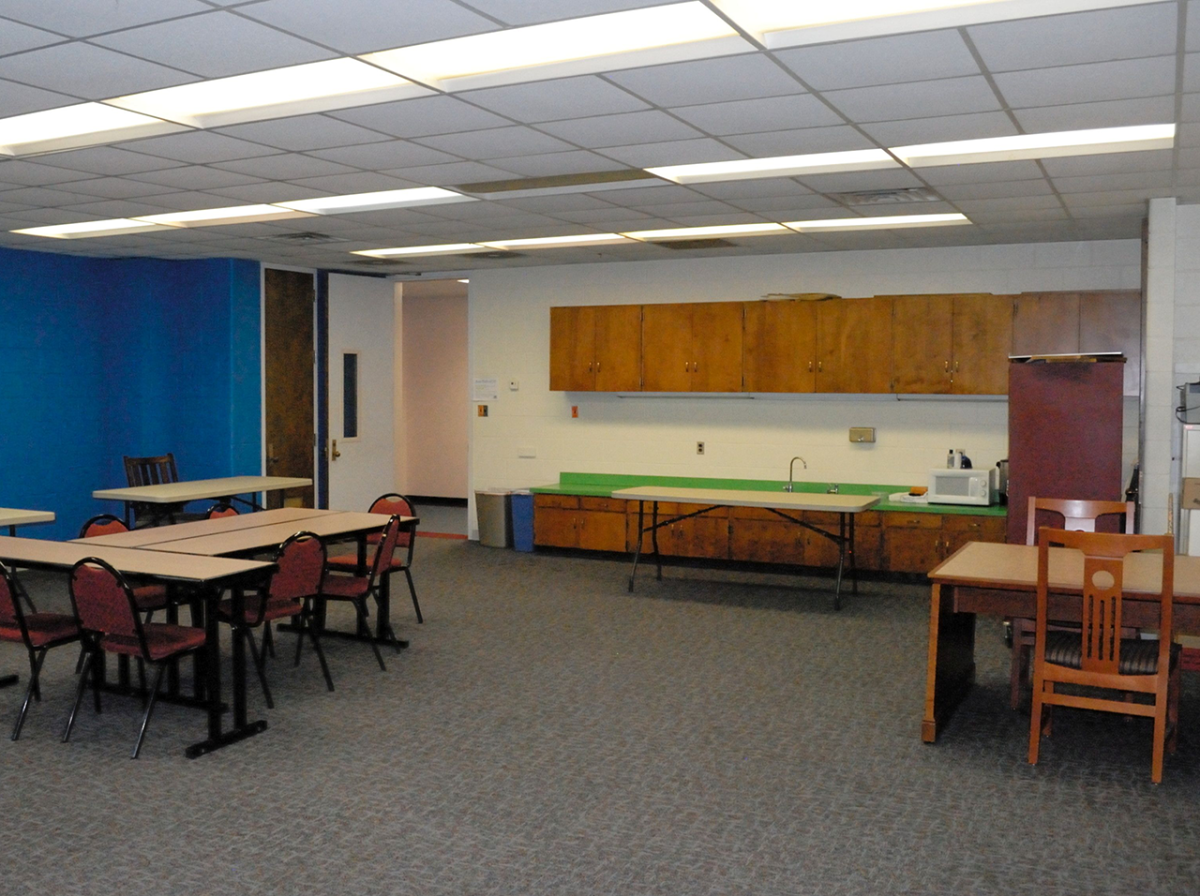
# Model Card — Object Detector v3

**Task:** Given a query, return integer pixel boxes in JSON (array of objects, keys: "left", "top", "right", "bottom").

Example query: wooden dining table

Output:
[
  {"left": 0, "top": 535, "right": 273, "bottom": 757},
  {"left": 923, "top": 540, "right": 1200, "bottom": 743}
]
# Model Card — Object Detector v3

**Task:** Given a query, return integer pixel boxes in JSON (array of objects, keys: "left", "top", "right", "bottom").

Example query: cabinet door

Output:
[
  {"left": 549, "top": 306, "right": 596, "bottom": 391},
  {"left": 951, "top": 294, "right": 1013, "bottom": 395},
  {"left": 1079, "top": 290, "right": 1141, "bottom": 397},
  {"left": 891, "top": 295, "right": 952, "bottom": 394},
  {"left": 594, "top": 304, "right": 643, "bottom": 392},
  {"left": 743, "top": 300, "right": 817, "bottom": 392},
  {"left": 1011, "top": 293, "right": 1079, "bottom": 356},
  {"left": 941, "top": 514, "right": 1005, "bottom": 557},
  {"left": 729, "top": 517, "right": 806, "bottom": 564},
  {"left": 691, "top": 302, "right": 744, "bottom": 392},
  {"left": 534, "top": 507, "right": 578, "bottom": 548},
  {"left": 816, "top": 297, "right": 893, "bottom": 393},
  {"left": 882, "top": 527, "right": 944, "bottom": 573},
  {"left": 642, "top": 303, "right": 693, "bottom": 392},
  {"left": 577, "top": 510, "right": 629, "bottom": 552}
]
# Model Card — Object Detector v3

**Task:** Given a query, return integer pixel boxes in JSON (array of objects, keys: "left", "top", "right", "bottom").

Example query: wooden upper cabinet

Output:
[
  {"left": 743, "top": 300, "right": 817, "bottom": 393},
  {"left": 950, "top": 294, "right": 1012, "bottom": 395},
  {"left": 549, "top": 304, "right": 641, "bottom": 391},
  {"left": 815, "top": 297, "right": 893, "bottom": 393},
  {"left": 1079, "top": 290, "right": 1142, "bottom": 397},
  {"left": 892, "top": 295, "right": 953, "bottom": 394},
  {"left": 643, "top": 302, "right": 743, "bottom": 392},
  {"left": 1011, "top": 292, "right": 1080, "bottom": 356}
]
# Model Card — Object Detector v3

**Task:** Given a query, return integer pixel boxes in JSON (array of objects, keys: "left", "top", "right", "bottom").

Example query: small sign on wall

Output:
[{"left": 473, "top": 376, "right": 498, "bottom": 401}]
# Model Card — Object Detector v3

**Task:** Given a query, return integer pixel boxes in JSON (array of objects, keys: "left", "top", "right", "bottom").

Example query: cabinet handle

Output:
[
  {"left": 954, "top": 360, "right": 960, "bottom": 373},
  {"left": 588, "top": 362, "right": 594, "bottom": 373},
  {"left": 808, "top": 360, "right": 813, "bottom": 373},
  {"left": 944, "top": 360, "right": 950, "bottom": 373},
  {"left": 818, "top": 361, "right": 823, "bottom": 372},
  {"left": 694, "top": 361, "right": 699, "bottom": 372},
  {"left": 596, "top": 360, "right": 601, "bottom": 373},
  {"left": 684, "top": 361, "right": 689, "bottom": 372}
]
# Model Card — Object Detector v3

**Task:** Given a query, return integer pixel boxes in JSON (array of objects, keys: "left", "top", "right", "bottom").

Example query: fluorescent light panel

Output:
[
  {"left": 711, "top": 0, "right": 1165, "bottom": 48},
  {"left": 624, "top": 223, "right": 788, "bottom": 241},
  {"left": 276, "top": 187, "right": 471, "bottom": 215},
  {"left": 352, "top": 243, "right": 489, "bottom": 258},
  {"left": 12, "top": 218, "right": 173, "bottom": 239},
  {"left": 785, "top": 213, "right": 969, "bottom": 232},
  {"left": 648, "top": 149, "right": 897, "bottom": 184},
  {"left": 362, "top": 2, "right": 747, "bottom": 92},
  {"left": 108, "top": 58, "right": 428, "bottom": 129},
  {"left": 893, "top": 124, "right": 1176, "bottom": 167},
  {"left": 479, "top": 233, "right": 630, "bottom": 249},
  {"left": 0, "top": 103, "right": 185, "bottom": 157}
]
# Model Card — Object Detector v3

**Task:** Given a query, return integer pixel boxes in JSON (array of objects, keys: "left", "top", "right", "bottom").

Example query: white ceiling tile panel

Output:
[
  {"left": 659, "top": 212, "right": 773, "bottom": 227},
  {"left": 824, "top": 76, "right": 1002, "bottom": 123},
  {"left": 992, "top": 56, "right": 1177, "bottom": 109},
  {"left": 917, "top": 160, "right": 1046, "bottom": 186},
  {"left": 548, "top": 208, "right": 654, "bottom": 225},
  {"left": 0, "top": 77, "right": 78, "bottom": 116},
  {"left": 129, "top": 165, "right": 270, "bottom": 189},
  {"left": 1061, "top": 187, "right": 1172, "bottom": 205},
  {"left": 1184, "top": 52, "right": 1200, "bottom": 93},
  {"left": 281, "top": 172, "right": 426, "bottom": 195},
  {"left": 936, "top": 179, "right": 1054, "bottom": 201},
  {"left": 1051, "top": 170, "right": 1175, "bottom": 193},
  {"left": 1012, "top": 95, "right": 1176, "bottom": 133},
  {"left": 598, "top": 138, "right": 743, "bottom": 167},
  {"left": 492, "top": 193, "right": 623, "bottom": 213},
  {"left": 214, "top": 115, "right": 394, "bottom": 152},
  {"left": 31, "top": 146, "right": 187, "bottom": 176},
  {"left": 0, "top": 185, "right": 111, "bottom": 207},
  {"left": 1041, "top": 149, "right": 1176, "bottom": 177},
  {"left": 692, "top": 178, "right": 813, "bottom": 200},
  {"left": 669, "top": 94, "right": 844, "bottom": 136},
  {"left": 458, "top": 76, "right": 651, "bottom": 123},
  {"left": 126, "top": 188, "right": 268, "bottom": 210},
  {"left": 328, "top": 96, "right": 512, "bottom": 138},
  {"left": 606, "top": 54, "right": 805, "bottom": 107},
  {"left": 413, "top": 126, "right": 576, "bottom": 159},
  {"left": 116, "top": 131, "right": 284, "bottom": 164},
  {"left": 727, "top": 195, "right": 846, "bottom": 214},
  {"left": 1190, "top": 0, "right": 1200, "bottom": 52},
  {"left": 0, "top": 42, "right": 197, "bottom": 99},
  {"left": 38, "top": 176, "right": 180, "bottom": 199},
  {"left": 58, "top": 198, "right": 185, "bottom": 217},
  {"left": 381, "top": 160, "right": 523, "bottom": 186},
  {"left": 483, "top": 150, "right": 629, "bottom": 177},
  {"left": 0, "top": 1, "right": 210, "bottom": 37},
  {"left": 237, "top": 0, "right": 499, "bottom": 54},
  {"left": 538, "top": 111, "right": 702, "bottom": 148},
  {"left": 210, "top": 154, "right": 362, "bottom": 180},
  {"left": 198, "top": 183, "right": 329, "bottom": 204},
  {"left": 795, "top": 168, "right": 927, "bottom": 193},
  {"left": 857, "top": 110, "right": 1020, "bottom": 146},
  {"left": 774, "top": 30, "right": 981, "bottom": 91},
  {"left": 91, "top": 12, "right": 335, "bottom": 78},
  {"left": 0, "top": 19, "right": 64, "bottom": 56},
  {"left": 587, "top": 183, "right": 707, "bottom": 206},
  {"left": 1182, "top": 93, "right": 1200, "bottom": 122},
  {"left": 0, "top": 160, "right": 106, "bottom": 186},
  {"left": 627, "top": 199, "right": 747, "bottom": 218},
  {"left": 967, "top": 4, "right": 1177, "bottom": 73},
  {"left": 722, "top": 126, "right": 876, "bottom": 157}
]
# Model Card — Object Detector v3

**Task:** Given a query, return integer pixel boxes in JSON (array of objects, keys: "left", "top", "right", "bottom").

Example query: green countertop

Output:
[{"left": 529, "top": 472, "right": 1007, "bottom": 517}]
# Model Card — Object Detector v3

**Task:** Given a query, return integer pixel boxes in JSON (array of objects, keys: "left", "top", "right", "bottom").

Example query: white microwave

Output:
[{"left": 928, "top": 468, "right": 994, "bottom": 506}]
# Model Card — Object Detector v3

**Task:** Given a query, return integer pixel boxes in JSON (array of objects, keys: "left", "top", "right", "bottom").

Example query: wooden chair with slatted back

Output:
[
  {"left": 1028, "top": 528, "right": 1180, "bottom": 783},
  {"left": 123, "top": 453, "right": 188, "bottom": 526},
  {"left": 1009, "top": 497, "right": 1135, "bottom": 709}
]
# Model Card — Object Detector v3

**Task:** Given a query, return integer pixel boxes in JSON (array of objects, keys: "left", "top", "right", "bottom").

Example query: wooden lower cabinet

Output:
[
  {"left": 629, "top": 502, "right": 730, "bottom": 558},
  {"left": 532, "top": 495, "right": 628, "bottom": 552},
  {"left": 882, "top": 510, "right": 1007, "bottom": 573}
]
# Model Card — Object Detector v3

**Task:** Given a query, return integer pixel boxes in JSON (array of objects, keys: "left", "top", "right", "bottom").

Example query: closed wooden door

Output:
[
  {"left": 816, "top": 297, "right": 893, "bottom": 393},
  {"left": 1011, "top": 292, "right": 1079, "bottom": 356},
  {"left": 743, "top": 300, "right": 817, "bottom": 392},
  {"left": 891, "top": 295, "right": 953, "bottom": 394},
  {"left": 549, "top": 305, "right": 597, "bottom": 391},
  {"left": 593, "top": 304, "right": 642, "bottom": 391},
  {"left": 691, "top": 301, "right": 743, "bottom": 392},
  {"left": 951, "top": 294, "right": 1012, "bottom": 395},
  {"left": 263, "top": 268, "right": 315, "bottom": 509},
  {"left": 642, "top": 303, "right": 693, "bottom": 392}
]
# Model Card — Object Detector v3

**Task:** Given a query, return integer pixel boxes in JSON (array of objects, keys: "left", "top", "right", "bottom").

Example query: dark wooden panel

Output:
[
  {"left": 1011, "top": 292, "right": 1079, "bottom": 356},
  {"left": 1079, "top": 290, "right": 1142, "bottom": 397},
  {"left": 264, "top": 268, "right": 314, "bottom": 509},
  {"left": 952, "top": 294, "right": 1012, "bottom": 395}
]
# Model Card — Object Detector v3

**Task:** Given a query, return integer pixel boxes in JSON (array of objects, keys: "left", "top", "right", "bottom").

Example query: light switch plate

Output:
[{"left": 849, "top": 427, "right": 875, "bottom": 443}]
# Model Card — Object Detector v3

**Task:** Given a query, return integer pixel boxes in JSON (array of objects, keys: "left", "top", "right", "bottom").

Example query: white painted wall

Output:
[{"left": 466, "top": 241, "right": 1142, "bottom": 539}]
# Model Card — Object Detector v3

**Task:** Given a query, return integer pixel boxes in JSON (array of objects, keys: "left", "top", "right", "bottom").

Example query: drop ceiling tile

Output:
[
  {"left": 955, "top": 194, "right": 1065, "bottom": 213},
  {"left": 413, "top": 126, "right": 575, "bottom": 160},
  {"left": 1041, "top": 149, "right": 1175, "bottom": 177},
  {"left": 967, "top": 4, "right": 1177, "bottom": 73},
  {"left": 670, "top": 94, "right": 843, "bottom": 136},
  {"left": 58, "top": 198, "right": 182, "bottom": 218},
  {"left": 962, "top": 206, "right": 1070, "bottom": 224},
  {"left": 728, "top": 195, "right": 843, "bottom": 214},
  {"left": 129, "top": 189, "right": 267, "bottom": 210},
  {"left": 993, "top": 56, "right": 1177, "bottom": 109},
  {"left": 629, "top": 199, "right": 747, "bottom": 219},
  {"left": 1061, "top": 187, "right": 1172, "bottom": 206},
  {"left": 198, "top": 182, "right": 324, "bottom": 204},
  {"left": 459, "top": 76, "right": 651, "bottom": 123},
  {"left": 1068, "top": 202, "right": 1154, "bottom": 219},
  {"left": 328, "top": 96, "right": 512, "bottom": 138},
  {"left": 117, "top": 131, "right": 283, "bottom": 164},
  {"left": 549, "top": 208, "right": 654, "bottom": 225},
  {"left": 484, "top": 150, "right": 628, "bottom": 177},
  {"left": 0, "top": 159, "right": 105, "bottom": 187},
  {"left": 937, "top": 179, "right": 1054, "bottom": 201},
  {"left": 0, "top": 77, "right": 84, "bottom": 116},
  {"left": 722, "top": 126, "right": 876, "bottom": 158},
  {"left": 917, "top": 160, "right": 1045, "bottom": 186},
  {"left": 0, "top": 0, "right": 209, "bottom": 37},
  {"left": 0, "top": 18, "right": 63, "bottom": 56},
  {"left": 1183, "top": 93, "right": 1200, "bottom": 123},
  {"left": 130, "top": 165, "right": 268, "bottom": 189},
  {"left": 796, "top": 168, "right": 926, "bottom": 193},
  {"left": 281, "top": 171, "right": 426, "bottom": 195},
  {"left": 0, "top": 185, "right": 105, "bottom": 207},
  {"left": 32, "top": 146, "right": 187, "bottom": 176},
  {"left": 307, "top": 140, "right": 460, "bottom": 170},
  {"left": 858, "top": 111, "right": 1019, "bottom": 146},
  {"left": 824, "top": 76, "right": 1001, "bottom": 123},
  {"left": 383, "top": 160, "right": 521, "bottom": 186},
  {"left": 774, "top": 30, "right": 980, "bottom": 92},
  {"left": 54, "top": 176, "right": 182, "bottom": 199},
  {"left": 657, "top": 212, "right": 772, "bottom": 227},
  {"left": 211, "top": 155, "right": 360, "bottom": 180},
  {"left": 1012, "top": 95, "right": 1176, "bottom": 133},
  {"left": 0, "top": 42, "right": 196, "bottom": 100},
  {"left": 1190, "top": 0, "right": 1200, "bottom": 51},
  {"left": 457, "top": 0, "right": 664, "bottom": 25},
  {"left": 607, "top": 54, "right": 804, "bottom": 107},
  {"left": 538, "top": 111, "right": 702, "bottom": 148},
  {"left": 692, "top": 178, "right": 813, "bottom": 200},
  {"left": 92, "top": 12, "right": 334, "bottom": 78},
  {"left": 1051, "top": 170, "right": 1174, "bottom": 194},
  {"left": 485, "top": 193, "right": 619, "bottom": 214},
  {"left": 590, "top": 184, "right": 707, "bottom": 206},
  {"left": 598, "top": 138, "right": 743, "bottom": 168},
  {"left": 215, "top": 115, "right": 395, "bottom": 152}
]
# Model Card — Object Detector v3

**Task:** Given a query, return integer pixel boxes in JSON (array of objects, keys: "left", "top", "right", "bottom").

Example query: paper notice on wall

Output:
[{"left": 472, "top": 377, "right": 498, "bottom": 401}]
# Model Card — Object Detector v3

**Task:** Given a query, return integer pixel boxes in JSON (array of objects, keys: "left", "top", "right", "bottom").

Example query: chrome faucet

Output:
[
  {"left": 784, "top": 456, "right": 807, "bottom": 492},
  {"left": 827, "top": 483, "right": 839, "bottom": 494}
]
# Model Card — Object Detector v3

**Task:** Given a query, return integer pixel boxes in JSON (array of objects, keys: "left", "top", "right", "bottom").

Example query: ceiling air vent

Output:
[
  {"left": 262, "top": 231, "right": 348, "bottom": 244},
  {"left": 835, "top": 187, "right": 941, "bottom": 206},
  {"left": 650, "top": 238, "right": 736, "bottom": 250}
]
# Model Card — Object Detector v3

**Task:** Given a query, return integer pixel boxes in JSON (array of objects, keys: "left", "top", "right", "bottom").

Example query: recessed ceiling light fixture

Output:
[
  {"left": 0, "top": 103, "right": 185, "bottom": 157},
  {"left": 623, "top": 223, "right": 789, "bottom": 241},
  {"left": 275, "top": 187, "right": 472, "bottom": 215},
  {"left": 784, "top": 213, "right": 970, "bottom": 232},
  {"left": 711, "top": 0, "right": 1165, "bottom": 48},
  {"left": 479, "top": 233, "right": 631, "bottom": 250},
  {"left": 647, "top": 149, "right": 898, "bottom": 184},
  {"left": 134, "top": 204, "right": 313, "bottom": 227},
  {"left": 892, "top": 123, "right": 1175, "bottom": 167},
  {"left": 352, "top": 243, "right": 491, "bottom": 258},
  {"left": 361, "top": 2, "right": 746, "bottom": 92},
  {"left": 108, "top": 58, "right": 429, "bottom": 129},
  {"left": 12, "top": 218, "right": 174, "bottom": 239}
]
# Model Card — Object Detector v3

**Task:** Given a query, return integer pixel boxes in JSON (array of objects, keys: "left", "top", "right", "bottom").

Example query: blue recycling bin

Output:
[{"left": 511, "top": 491, "right": 534, "bottom": 552}]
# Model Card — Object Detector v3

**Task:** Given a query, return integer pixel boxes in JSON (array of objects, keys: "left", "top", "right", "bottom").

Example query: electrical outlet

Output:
[{"left": 696, "top": 441, "right": 705, "bottom": 455}]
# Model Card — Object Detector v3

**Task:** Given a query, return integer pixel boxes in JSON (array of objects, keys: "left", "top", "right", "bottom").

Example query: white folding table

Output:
[{"left": 93, "top": 475, "right": 312, "bottom": 526}]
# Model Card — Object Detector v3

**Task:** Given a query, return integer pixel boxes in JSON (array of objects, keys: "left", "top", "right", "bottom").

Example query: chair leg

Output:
[
  {"left": 63, "top": 651, "right": 94, "bottom": 743},
  {"left": 12, "top": 648, "right": 48, "bottom": 741},
  {"left": 1167, "top": 659, "right": 1181, "bottom": 754},
  {"left": 306, "top": 619, "right": 335, "bottom": 692},
  {"left": 355, "top": 599, "right": 387, "bottom": 671},
  {"left": 132, "top": 663, "right": 167, "bottom": 759},
  {"left": 263, "top": 622, "right": 276, "bottom": 659},
  {"left": 137, "top": 658, "right": 148, "bottom": 707},
  {"left": 244, "top": 627, "right": 274, "bottom": 709},
  {"left": 404, "top": 568, "right": 423, "bottom": 624}
]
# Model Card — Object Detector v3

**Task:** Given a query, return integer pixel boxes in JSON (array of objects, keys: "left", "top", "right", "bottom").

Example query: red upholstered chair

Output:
[
  {"left": 0, "top": 561, "right": 80, "bottom": 740},
  {"left": 316, "top": 515, "right": 406, "bottom": 673},
  {"left": 217, "top": 531, "right": 330, "bottom": 706},
  {"left": 79, "top": 515, "right": 170, "bottom": 623},
  {"left": 206, "top": 503, "right": 239, "bottom": 519},
  {"left": 63, "top": 558, "right": 207, "bottom": 759},
  {"left": 325, "top": 493, "right": 422, "bottom": 624}
]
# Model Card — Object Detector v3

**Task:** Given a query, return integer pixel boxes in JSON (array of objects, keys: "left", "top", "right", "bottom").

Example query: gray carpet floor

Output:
[{"left": 2, "top": 539, "right": 1198, "bottom": 895}]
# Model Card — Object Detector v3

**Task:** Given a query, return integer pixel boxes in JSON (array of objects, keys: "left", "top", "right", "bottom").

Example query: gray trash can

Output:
[{"left": 475, "top": 489, "right": 512, "bottom": 547}]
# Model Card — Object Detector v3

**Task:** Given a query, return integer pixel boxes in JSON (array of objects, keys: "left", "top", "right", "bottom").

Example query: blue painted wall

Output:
[{"left": 0, "top": 246, "right": 260, "bottom": 539}]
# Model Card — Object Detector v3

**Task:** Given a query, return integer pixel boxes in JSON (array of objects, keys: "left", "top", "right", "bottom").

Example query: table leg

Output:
[
  {"left": 922, "top": 582, "right": 977, "bottom": 743},
  {"left": 628, "top": 501, "right": 646, "bottom": 592},
  {"left": 832, "top": 514, "right": 847, "bottom": 611},
  {"left": 652, "top": 501, "right": 662, "bottom": 582},
  {"left": 849, "top": 514, "right": 859, "bottom": 597}
]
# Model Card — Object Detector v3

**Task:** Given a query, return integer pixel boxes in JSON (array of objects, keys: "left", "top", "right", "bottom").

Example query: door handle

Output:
[
  {"left": 266, "top": 442, "right": 280, "bottom": 467},
  {"left": 331, "top": 439, "right": 341, "bottom": 461}
]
